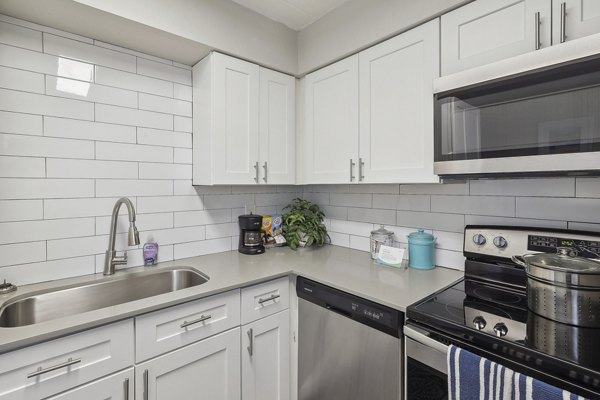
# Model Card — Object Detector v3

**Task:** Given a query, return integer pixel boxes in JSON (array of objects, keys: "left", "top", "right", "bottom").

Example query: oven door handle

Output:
[{"left": 404, "top": 325, "right": 449, "bottom": 353}]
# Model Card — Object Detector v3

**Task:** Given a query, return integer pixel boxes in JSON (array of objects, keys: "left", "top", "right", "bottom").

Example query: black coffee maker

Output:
[{"left": 238, "top": 214, "right": 265, "bottom": 255}]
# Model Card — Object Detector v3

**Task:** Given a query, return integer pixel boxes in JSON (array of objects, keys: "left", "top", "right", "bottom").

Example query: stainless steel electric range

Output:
[{"left": 405, "top": 225, "right": 600, "bottom": 400}]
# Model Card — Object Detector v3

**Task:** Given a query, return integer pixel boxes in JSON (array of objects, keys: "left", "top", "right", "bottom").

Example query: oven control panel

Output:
[
  {"left": 528, "top": 235, "right": 600, "bottom": 259},
  {"left": 464, "top": 226, "right": 600, "bottom": 261}
]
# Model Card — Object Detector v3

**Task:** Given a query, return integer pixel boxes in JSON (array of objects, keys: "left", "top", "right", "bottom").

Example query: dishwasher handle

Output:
[{"left": 325, "top": 304, "right": 353, "bottom": 319}]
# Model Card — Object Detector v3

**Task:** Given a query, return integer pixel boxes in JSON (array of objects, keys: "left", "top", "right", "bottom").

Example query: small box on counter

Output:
[{"left": 262, "top": 214, "right": 286, "bottom": 248}]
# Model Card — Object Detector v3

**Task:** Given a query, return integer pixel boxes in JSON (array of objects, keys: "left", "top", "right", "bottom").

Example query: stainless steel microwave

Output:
[{"left": 433, "top": 56, "right": 600, "bottom": 178}]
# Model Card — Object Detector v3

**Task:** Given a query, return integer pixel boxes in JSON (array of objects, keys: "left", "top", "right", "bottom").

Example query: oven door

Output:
[
  {"left": 404, "top": 325, "right": 449, "bottom": 400},
  {"left": 434, "top": 57, "right": 600, "bottom": 177}
]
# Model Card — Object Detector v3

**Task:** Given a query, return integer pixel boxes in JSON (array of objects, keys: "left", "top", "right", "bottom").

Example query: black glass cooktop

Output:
[{"left": 407, "top": 277, "right": 600, "bottom": 397}]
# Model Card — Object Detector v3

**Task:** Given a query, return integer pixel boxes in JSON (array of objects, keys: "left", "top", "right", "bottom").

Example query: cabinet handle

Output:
[
  {"left": 27, "top": 357, "right": 81, "bottom": 379},
  {"left": 247, "top": 328, "right": 254, "bottom": 356},
  {"left": 253, "top": 161, "right": 259, "bottom": 183},
  {"left": 180, "top": 314, "right": 212, "bottom": 329},
  {"left": 358, "top": 158, "right": 365, "bottom": 182},
  {"left": 560, "top": 2, "right": 567, "bottom": 43},
  {"left": 143, "top": 369, "right": 149, "bottom": 400},
  {"left": 124, "top": 378, "right": 130, "bottom": 400},
  {"left": 262, "top": 162, "right": 268, "bottom": 183},
  {"left": 534, "top": 12, "right": 541, "bottom": 50},
  {"left": 258, "top": 294, "right": 280, "bottom": 304},
  {"left": 349, "top": 159, "right": 356, "bottom": 182}
]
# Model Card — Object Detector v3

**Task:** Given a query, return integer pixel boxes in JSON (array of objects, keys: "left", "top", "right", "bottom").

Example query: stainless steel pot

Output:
[{"left": 512, "top": 248, "right": 600, "bottom": 327}]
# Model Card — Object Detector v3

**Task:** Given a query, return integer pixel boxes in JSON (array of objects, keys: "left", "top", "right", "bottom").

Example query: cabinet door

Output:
[
  {"left": 441, "top": 0, "right": 551, "bottom": 75},
  {"left": 259, "top": 68, "right": 295, "bottom": 185},
  {"left": 242, "top": 310, "right": 290, "bottom": 400},
  {"left": 136, "top": 328, "right": 240, "bottom": 400},
  {"left": 304, "top": 55, "right": 359, "bottom": 184},
  {"left": 213, "top": 53, "right": 260, "bottom": 184},
  {"left": 45, "top": 369, "right": 133, "bottom": 400},
  {"left": 359, "top": 19, "right": 439, "bottom": 184},
  {"left": 552, "top": 0, "right": 600, "bottom": 44}
]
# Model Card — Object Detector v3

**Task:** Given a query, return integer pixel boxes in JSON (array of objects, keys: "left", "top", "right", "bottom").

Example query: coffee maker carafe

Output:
[{"left": 238, "top": 214, "right": 265, "bottom": 255}]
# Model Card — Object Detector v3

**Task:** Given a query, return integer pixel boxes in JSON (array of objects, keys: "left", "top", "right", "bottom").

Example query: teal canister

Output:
[{"left": 407, "top": 229, "right": 436, "bottom": 270}]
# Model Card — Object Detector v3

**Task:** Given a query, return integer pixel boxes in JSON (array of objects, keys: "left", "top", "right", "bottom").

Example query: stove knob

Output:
[
  {"left": 493, "top": 236, "right": 508, "bottom": 249},
  {"left": 493, "top": 323, "right": 508, "bottom": 337},
  {"left": 473, "top": 234, "right": 487, "bottom": 246},
  {"left": 473, "top": 316, "right": 486, "bottom": 330}
]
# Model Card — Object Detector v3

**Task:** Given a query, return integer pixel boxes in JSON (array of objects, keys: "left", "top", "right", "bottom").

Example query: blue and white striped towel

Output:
[{"left": 448, "top": 345, "right": 588, "bottom": 400}]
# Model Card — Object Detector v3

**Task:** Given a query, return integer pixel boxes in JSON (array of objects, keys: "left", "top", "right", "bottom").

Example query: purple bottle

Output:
[{"left": 143, "top": 239, "right": 159, "bottom": 266}]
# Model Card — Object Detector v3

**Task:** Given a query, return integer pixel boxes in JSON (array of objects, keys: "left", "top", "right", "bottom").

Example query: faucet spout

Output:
[{"left": 104, "top": 197, "right": 140, "bottom": 275}]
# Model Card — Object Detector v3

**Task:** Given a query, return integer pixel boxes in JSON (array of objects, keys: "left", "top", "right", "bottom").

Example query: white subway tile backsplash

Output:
[
  {"left": 470, "top": 178, "right": 575, "bottom": 197},
  {"left": 137, "top": 196, "right": 204, "bottom": 213},
  {"left": 140, "top": 226, "right": 206, "bottom": 245},
  {"left": 0, "top": 44, "right": 94, "bottom": 81},
  {"left": 433, "top": 231, "right": 463, "bottom": 252},
  {"left": 431, "top": 195, "right": 515, "bottom": 217},
  {"left": 0, "top": 20, "right": 42, "bottom": 51},
  {"left": 0, "top": 217, "right": 95, "bottom": 244},
  {"left": 47, "top": 234, "right": 131, "bottom": 260},
  {"left": 206, "top": 223, "right": 237, "bottom": 239},
  {"left": 0, "top": 133, "right": 94, "bottom": 159},
  {"left": 95, "top": 65, "right": 173, "bottom": 97},
  {"left": 348, "top": 184, "right": 400, "bottom": 194},
  {"left": 347, "top": 207, "right": 395, "bottom": 225},
  {"left": 137, "top": 128, "right": 192, "bottom": 148},
  {"left": 137, "top": 57, "right": 191, "bottom": 85},
  {"left": 396, "top": 211, "right": 465, "bottom": 233},
  {"left": 330, "top": 193, "right": 372, "bottom": 208},
  {"left": 44, "top": 117, "right": 137, "bottom": 143},
  {"left": 576, "top": 178, "right": 600, "bottom": 198},
  {"left": 45, "top": 197, "right": 130, "bottom": 219},
  {"left": 0, "top": 199, "right": 43, "bottom": 222},
  {"left": 349, "top": 235, "right": 370, "bottom": 252},
  {"left": 0, "top": 88, "right": 94, "bottom": 120},
  {"left": 328, "top": 232, "right": 350, "bottom": 247},
  {"left": 174, "top": 238, "right": 231, "bottom": 259},
  {"left": 517, "top": 197, "right": 600, "bottom": 223},
  {"left": 95, "top": 179, "right": 173, "bottom": 197},
  {"left": 0, "top": 241, "right": 46, "bottom": 267},
  {"left": 0, "top": 65, "right": 44, "bottom": 93},
  {"left": 174, "top": 209, "right": 231, "bottom": 227},
  {"left": 0, "top": 156, "right": 45, "bottom": 177},
  {"left": 174, "top": 116, "right": 193, "bottom": 132},
  {"left": 173, "top": 83, "right": 192, "bottom": 101},
  {"left": 255, "top": 192, "right": 297, "bottom": 207},
  {"left": 139, "top": 162, "right": 192, "bottom": 179},
  {"left": 96, "top": 142, "right": 173, "bottom": 163},
  {"left": 46, "top": 75, "right": 138, "bottom": 108},
  {"left": 373, "top": 194, "right": 430, "bottom": 211},
  {"left": 0, "top": 178, "right": 94, "bottom": 199},
  {"left": 174, "top": 148, "right": 192, "bottom": 164},
  {"left": 400, "top": 183, "right": 468, "bottom": 195},
  {"left": 139, "top": 93, "right": 192, "bottom": 117},
  {"left": 95, "top": 104, "right": 173, "bottom": 130},
  {"left": 0, "top": 111, "right": 43, "bottom": 136},
  {"left": 320, "top": 205, "right": 347, "bottom": 220},
  {"left": 44, "top": 33, "right": 136, "bottom": 72},
  {"left": 96, "top": 212, "right": 173, "bottom": 235},
  {"left": 0, "top": 14, "right": 92, "bottom": 44},
  {"left": 204, "top": 194, "right": 255, "bottom": 210},
  {"left": 330, "top": 219, "right": 373, "bottom": 237},
  {"left": 0, "top": 256, "right": 95, "bottom": 286},
  {"left": 434, "top": 249, "right": 465, "bottom": 270},
  {"left": 93, "top": 40, "right": 173, "bottom": 65},
  {"left": 47, "top": 159, "right": 138, "bottom": 179}
]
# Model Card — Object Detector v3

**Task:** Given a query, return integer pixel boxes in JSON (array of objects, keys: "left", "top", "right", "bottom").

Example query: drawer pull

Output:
[
  {"left": 180, "top": 314, "right": 212, "bottom": 329},
  {"left": 247, "top": 328, "right": 253, "bottom": 356},
  {"left": 143, "top": 369, "right": 149, "bottom": 400},
  {"left": 124, "top": 378, "right": 130, "bottom": 400},
  {"left": 258, "top": 294, "right": 280, "bottom": 305},
  {"left": 27, "top": 357, "right": 81, "bottom": 379}
]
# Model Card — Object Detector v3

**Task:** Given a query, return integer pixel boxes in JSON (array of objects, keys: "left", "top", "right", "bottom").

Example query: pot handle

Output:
[{"left": 511, "top": 255, "right": 527, "bottom": 267}]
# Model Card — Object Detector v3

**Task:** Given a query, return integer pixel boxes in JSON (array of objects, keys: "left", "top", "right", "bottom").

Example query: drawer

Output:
[
  {"left": 135, "top": 289, "right": 241, "bottom": 362},
  {"left": 0, "top": 319, "right": 134, "bottom": 400},
  {"left": 45, "top": 368, "right": 134, "bottom": 400},
  {"left": 241, "top": 276, "right": 289, "bottom": 325}
]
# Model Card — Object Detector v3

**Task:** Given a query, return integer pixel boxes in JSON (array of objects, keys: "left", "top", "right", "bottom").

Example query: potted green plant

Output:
[{"left": 282, "top": 198, "right": 329, "bottom": 250}]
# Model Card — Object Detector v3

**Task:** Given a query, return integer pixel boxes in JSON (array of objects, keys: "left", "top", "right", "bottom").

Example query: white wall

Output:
[
  {"left": 297, "top": 0, "right": 472, "bottom": 74},
  {"left": 0, "top": 16, "right": 301, "bottom": 286}
]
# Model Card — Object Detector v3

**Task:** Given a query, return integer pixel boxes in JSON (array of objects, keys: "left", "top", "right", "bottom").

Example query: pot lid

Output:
[
  {"left": 407, "top": 229, "right": 435, "bottom": 242},
  {"left": 523, "top": 248, "right": 600, "bottom": 274},
  {"left": 371, "top": 225, "right": 393, "bottom": 237}
]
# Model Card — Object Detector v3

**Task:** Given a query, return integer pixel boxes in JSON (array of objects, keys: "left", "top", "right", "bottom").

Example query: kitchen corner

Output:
[{"left": 0, "top": 245, "right": 462, "bottom": 354}]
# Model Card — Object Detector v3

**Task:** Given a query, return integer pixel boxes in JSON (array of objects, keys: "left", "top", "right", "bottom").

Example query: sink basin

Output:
[{"left": 0, "top": 267, "right": 209, "bottom": 328}]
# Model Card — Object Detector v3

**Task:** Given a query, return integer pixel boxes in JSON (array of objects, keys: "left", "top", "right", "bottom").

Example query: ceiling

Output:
[{"left": 231, "top": 0, "right": 350, "bottom": 30}]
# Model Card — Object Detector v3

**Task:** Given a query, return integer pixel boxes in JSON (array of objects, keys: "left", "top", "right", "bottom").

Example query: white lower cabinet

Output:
[
  {"left": 242, "top": 310, "right": 290, "bottom": 400},
  {"left": 136, "top": 327, "right": 241, "bottom": 400},
  {"left": 45, "top": 368, "right": 134, "bottom": 400}
]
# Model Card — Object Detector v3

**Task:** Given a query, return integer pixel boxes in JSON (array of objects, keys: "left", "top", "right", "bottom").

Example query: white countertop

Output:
[{"left": 0, "top": 245, "right": 463, "bottom": 354}]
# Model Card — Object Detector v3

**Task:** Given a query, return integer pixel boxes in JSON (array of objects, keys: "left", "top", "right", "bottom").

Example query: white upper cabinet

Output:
[
  {"left": 358, "top": 19, "right": 439, "bottom": 183},
  {"left": 441, "top": 0, "right": 552, "bottom": 75},
  {"left": 192, "top": 52, "right": 295, "bottom": 185},
  {"left": 259, "top": 68, "right": 296, "bottom": 185},
  {"left": 303, "top": 55, "right": 359, "bottom": 184},
  {"left": 552, "top": 0, "right": 600, "bottom": 44}
]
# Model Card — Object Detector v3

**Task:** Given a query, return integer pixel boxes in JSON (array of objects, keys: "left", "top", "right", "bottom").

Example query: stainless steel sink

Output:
[{"left": 0, "top": 267, "right": 209, "bottom": 328}]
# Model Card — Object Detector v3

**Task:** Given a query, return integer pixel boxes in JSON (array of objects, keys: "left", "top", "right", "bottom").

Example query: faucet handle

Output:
[{"left": 113, "top": 251, "right": 128, "bottom": 266}]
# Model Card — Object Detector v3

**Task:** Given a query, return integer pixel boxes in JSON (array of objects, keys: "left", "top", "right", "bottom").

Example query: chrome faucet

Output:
[{"left": 104, "top": 197, "right": 140, "bottom": 275}]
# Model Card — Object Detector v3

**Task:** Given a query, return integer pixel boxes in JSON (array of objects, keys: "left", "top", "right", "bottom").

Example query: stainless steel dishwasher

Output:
[{"left": 297, "top": 276, "right": 403, "bottom": 400}]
